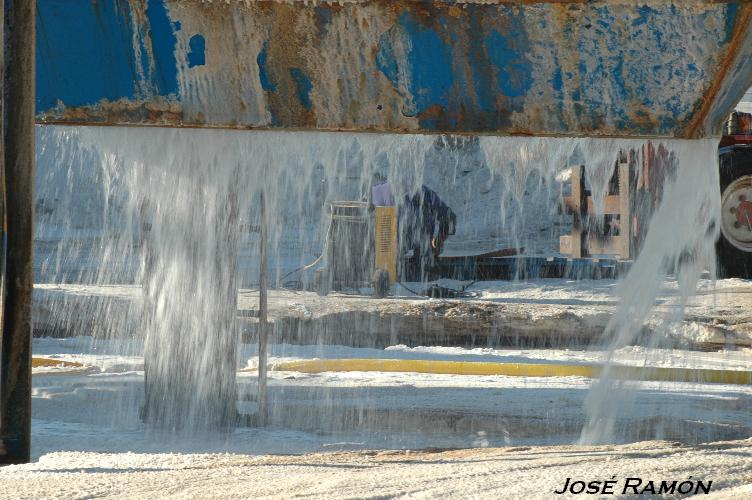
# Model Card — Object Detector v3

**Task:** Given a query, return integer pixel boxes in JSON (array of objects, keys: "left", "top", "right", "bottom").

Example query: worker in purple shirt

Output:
[{"left": 370, "top": 172, "right": 395, "bottom": 207}]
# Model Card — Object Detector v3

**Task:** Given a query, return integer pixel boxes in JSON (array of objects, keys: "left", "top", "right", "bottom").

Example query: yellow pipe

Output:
[
  {"left": 271, "top": 359, "right": 752, "bottom": 386},
  {"left": 31, "top": 357, "right": 83, "bottom": 369},
  {"left": 32, "top": 356, "right": 752, "bottom": 386}
]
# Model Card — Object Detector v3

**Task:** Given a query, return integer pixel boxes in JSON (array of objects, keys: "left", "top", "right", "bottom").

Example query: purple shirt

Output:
[{"left": 372, "top": 180, "right": 395, "bottom": 206}]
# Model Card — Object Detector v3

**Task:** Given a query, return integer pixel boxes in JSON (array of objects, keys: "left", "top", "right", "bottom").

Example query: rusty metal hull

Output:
[{"left": 36, "top": 1, "right": 752, "bottom": 138}]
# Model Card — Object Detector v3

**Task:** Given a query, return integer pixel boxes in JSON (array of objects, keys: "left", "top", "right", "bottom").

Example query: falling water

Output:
[
  {"left": 579, "top": 138, "right": 721, "bottom": 444},
  {"left": 34, "top": 125, "right": 725, "bottom": 442}
]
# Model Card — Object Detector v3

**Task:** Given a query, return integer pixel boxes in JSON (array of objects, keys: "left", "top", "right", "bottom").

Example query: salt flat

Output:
[
  {"left": 2, "top": 440, "right": 751, "bottom": 499},
  {"left": 18, "top": 279, "right": 752, "bottom": 498},
  {"left": 33, "top": 278, "right": 752, "bottom": 348}
]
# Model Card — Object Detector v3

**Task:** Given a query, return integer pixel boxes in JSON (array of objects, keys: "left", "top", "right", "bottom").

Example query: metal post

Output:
[
  {"left": 1, "top": 0, "right": 35, "bottom": 465},
  {"left": 0, "top": 0, "right": 5, "bottom": 343},
  {"left": 0, "top": 1, "right": 4, "bottom": 462},
  {"left": 258, "top": 190, "right": 268, "bottom": 425}
]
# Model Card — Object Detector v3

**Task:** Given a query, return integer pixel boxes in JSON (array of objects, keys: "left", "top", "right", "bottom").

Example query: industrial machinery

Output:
[
  {"left": 314, "top": 196, "right": 574, "bottom": 296},
  {"left": 555, "top": 110, "right": 752, "bottom": 278},
  {"left": 372, "top": 206, "right": 399, "bottom": 297},
  {"left": 315, "top": 202, "right": 397, "bottom": 297}
]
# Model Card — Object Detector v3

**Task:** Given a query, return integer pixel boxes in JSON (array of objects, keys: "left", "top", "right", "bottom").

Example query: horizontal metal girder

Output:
[{"left": 35, "top": 1, "right": 752, "bottom": 138}]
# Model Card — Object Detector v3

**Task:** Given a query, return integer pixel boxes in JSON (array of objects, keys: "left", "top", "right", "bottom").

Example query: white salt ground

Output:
[
  {"left": 11, "top": 335, "right": 751, "bottom": 498},
  {"left": 19, "top": 277, "right": 752, "bottom": 497},
  {"left": 1, "top": 441, "right": 751, "bottom": 499}
]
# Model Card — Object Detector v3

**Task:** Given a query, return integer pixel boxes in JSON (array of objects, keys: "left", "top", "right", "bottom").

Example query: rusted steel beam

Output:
[
  {"left": 35, "top": 1, "right": 752, "bottom": 138},
  {"left": 1, "top": 0, "right": 35, "bottom": 466},
  {"left": 685, "top": 4, "right": 752, "bottom": 138}
]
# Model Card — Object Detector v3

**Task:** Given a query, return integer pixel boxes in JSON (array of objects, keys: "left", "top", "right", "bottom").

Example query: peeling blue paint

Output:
[
  {"left": 257, "top": 41, "right": 276, "bottom": 92},
  {"left": 467, "top": 9, "right": 494, "bottom": 123},
  {"left": 376, "top": 30, "right": 401, "bottom": 90},
  {"left": 315, "top": 6, "right": 333, "bottom": 35},
  {"left": 35, "top": 0, "right": 138, "bottom": 110},
  {"left": 725, "top": 4, "right": 740, "bottom": 43},
  {"left": 485, "top": 28, "right": 533, "bottom": 100},
  {"left": 145, "top": 0, "right": 179, "bottom": 96},
  {"left": 187, "top": 35, "right": 206, "bottom": 68},
  {"left": 551, "top": 67, "right": 563, "bottom": 94},
  {"left": 289, "top": 68, "right": 313, "bottom": 110},
  {"left": 34, "top": 0, "right": 752, "bottom": 138},
  {"left": 399, "top": 11, "right": 454, "bottom": 119},
  {"left": 632, "top": 5, "right": 656, "bottom": 27}
]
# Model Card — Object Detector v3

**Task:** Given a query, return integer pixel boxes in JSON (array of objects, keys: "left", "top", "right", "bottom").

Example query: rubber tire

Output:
[
  {"left": 717, "top": 146, "right": 752, "bottom": 278},
  {"left": 371, "top": 269, "right": 390, "bottom": 298}
]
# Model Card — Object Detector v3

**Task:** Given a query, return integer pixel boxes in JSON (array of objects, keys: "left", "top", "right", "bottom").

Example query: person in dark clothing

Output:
[{"left": 398, "top": 185, "right": 456, "bottom": 280}]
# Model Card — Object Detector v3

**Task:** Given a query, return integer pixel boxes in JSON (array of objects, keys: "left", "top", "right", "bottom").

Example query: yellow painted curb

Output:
[{"left": 271, "top": 359, "right": 752, "bottom": 386}]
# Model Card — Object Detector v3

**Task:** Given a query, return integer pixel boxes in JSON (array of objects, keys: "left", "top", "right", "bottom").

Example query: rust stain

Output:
[
  {"left": 33, "top": 115, "right": 679, "bottom": 141},
  {"left": 262, "top": 3, "right": 318, "bottom": 128},
  {"left": 625, "top": 102, "right": 661, "bottom": 132},
  {"left": 37, "top": 98, "right": 184, "bottom": 127},
  {"left": 684, "top": 4, "right": 752, "bottom": 139},
  {"left": 448, "top": 5, "right": 463, "bottom": 18},
  {"left": 37, "top": 0, "right": 748, "bottom": 139}
]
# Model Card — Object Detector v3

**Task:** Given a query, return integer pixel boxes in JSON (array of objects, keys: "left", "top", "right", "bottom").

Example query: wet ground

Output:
[
  {"left": 34, "top": 278, "right": 752, "bottom": 349},
  {"left": 28, "top": 334, "right": 752, "bottom": 455},
  {"left": 19, "top": 278, "right": 752, "bottom": 498}
]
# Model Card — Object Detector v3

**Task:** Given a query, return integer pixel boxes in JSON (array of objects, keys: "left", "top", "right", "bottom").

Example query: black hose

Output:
[
  {"left": 396, "top": 281, "right": 424, "bottom": 297},
  {"left": 397, "top": 279, "right": 480, "bottom": 299},
  {"left": 277, "top": 219, "right": 333, "bottom": 285}
]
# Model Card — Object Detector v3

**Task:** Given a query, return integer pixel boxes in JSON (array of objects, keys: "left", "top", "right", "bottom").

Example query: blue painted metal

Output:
[{"left": 35, "top": 1, "right": 752, "bottom": 138}]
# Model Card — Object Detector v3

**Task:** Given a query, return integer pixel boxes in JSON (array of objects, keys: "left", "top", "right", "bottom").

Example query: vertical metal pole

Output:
[
  {"left": 1, "top": 0, "right": 35, "bottom": 465},
  {"left": 258, "top": 190, "right": 268, "bottom": 426},
  {"left": 0, "top": 0, "right": 5, "bottom": 343}
]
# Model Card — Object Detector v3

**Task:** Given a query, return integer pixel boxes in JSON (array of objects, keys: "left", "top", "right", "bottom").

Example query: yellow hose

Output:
[
  {"left": 32, "top": 356, "right": 752, "bottom": 386},
  {"left": 271, "top": 358, "right": 752, "bottom": 386},
  {"left": 32, "top": 357, "right": 83, "bottom": 369}
]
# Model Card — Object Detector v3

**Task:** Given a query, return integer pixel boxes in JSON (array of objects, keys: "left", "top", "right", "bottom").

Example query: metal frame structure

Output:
[
  {"left": 4, "top": 0, "right": 752, "bottom": 465},
  {"left": 560, "top": 163, "right": 632, "bottom": 260},
  {"left": 34, "top": 1, "right": 752, "bottom": 139},
  {"left": 1, "top": 0, "right": 35, "bottom": 465}
]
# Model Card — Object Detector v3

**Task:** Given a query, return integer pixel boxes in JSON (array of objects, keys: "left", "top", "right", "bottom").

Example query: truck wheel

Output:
[{"left": 718, "top": 148, "right": 752, "bottom": 278}]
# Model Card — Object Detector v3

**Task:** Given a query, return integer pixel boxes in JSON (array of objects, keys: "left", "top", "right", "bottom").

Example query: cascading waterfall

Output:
[{"left": 35, "top": 125, "right": 723, "bottom": 441}]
